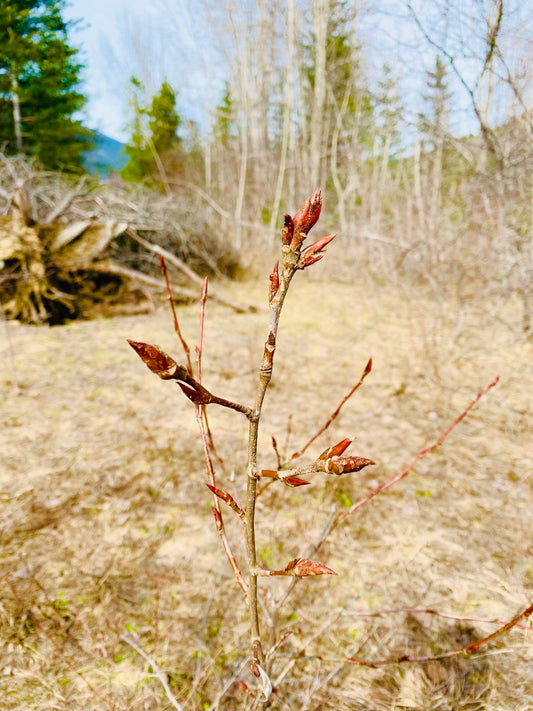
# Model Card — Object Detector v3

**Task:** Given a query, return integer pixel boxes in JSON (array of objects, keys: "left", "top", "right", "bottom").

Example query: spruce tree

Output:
[
  {"left": 0, "top": 0, "right": 89, "bottom": 171},
  {"left": 122, "top": 79, "right": 181, "bottom": 184}
]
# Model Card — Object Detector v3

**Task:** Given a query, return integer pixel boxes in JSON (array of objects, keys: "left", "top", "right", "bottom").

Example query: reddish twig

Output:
[
  {"left": 196, "top": 390, "right": 247, "bottom": 596},
  {"left": 312, "top": 602, "right": 532, "bottom": 668},
  {"left": 157, "top": 262, "right": 247, "bottom": 596},
  {"left": 289, "top": 358, "right": 372, "bottom": 461},
  {"left": 128, "top": 339, "right": 254, "bottom": 418},
  {"left": 196, "top": 277, "right": 208, "bottom": 381},
  {"left": 344, "top": 606, "right": 533, "bottom": 631},
  {"left": 339, "top": 375, "right": 500, "bottom": 521},
  {"left": 159, "top": 255, "right": 193, "bottom": 375}
]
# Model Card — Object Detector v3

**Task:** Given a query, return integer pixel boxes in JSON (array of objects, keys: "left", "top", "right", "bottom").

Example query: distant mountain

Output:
[{"left": 81, "top": 130, "right": 128, "bottom": 177}]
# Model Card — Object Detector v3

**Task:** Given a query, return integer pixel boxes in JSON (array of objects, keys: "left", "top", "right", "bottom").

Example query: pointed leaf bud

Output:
[
  {"left": 127, "top": 340, "right": 178, "bottom": 379},
  {"left": 292, "top": 189, "right": 322, "bottom": 237},
  {"left": 318, "top": 438, "right": 353, "bottom": 460},
  {"left": 323, "top": 456, "right": 375, "bottom": 475},
  {"left": 178, "top": 382, "right": 213, "bottom": 406},
  {"left": 281, "top": 214, "right": 294, "bottom": 245},
  {"left": 260, "top": 470, "right": 310, "bottom": 487},
  {"left": 206, "top": 484, "right": 245, "bottom": 518},
  {"left": 234, "top": 680, "right": 251, "bottom": 695},
  {"left": 303, "top": 233, "right": 337, "bottom": 257},
  {"left": 269, "top": 262, "right": 280, "bottom": 302},
  {"left": 212, "top": 506, "right": 223, "bottom": 533},
  {"left": 297, "top": 233, "right": 336, "bottom": 269},
  {"left": 284, "top": 557, "right": 336, "bottom": 576},
  {"left": 299, "top": 253, "right": 324, "bottom": 268},
  {"left": 283, "top": 476, "right": 311, "bottom": 487}
]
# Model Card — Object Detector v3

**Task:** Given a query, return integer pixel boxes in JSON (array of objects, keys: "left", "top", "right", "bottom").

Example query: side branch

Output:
[
  {"left": 127, "top": 340, "right": 254, "bottom": 418},
  {"left": 290, "top": 358, "right": 372, "bottom": 461},
  {"left": 315, "top": 602, "right": 533, "bottom": 668},
  {"left": 340, "top": 376, "right": 500, "bottom": 520}
]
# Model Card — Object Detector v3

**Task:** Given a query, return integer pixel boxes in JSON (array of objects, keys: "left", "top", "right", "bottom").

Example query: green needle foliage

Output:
[
  {"left": 0, "top": 0, "right": 90, "bottom": 172},
  {"left": 122, "top": 78, "right": 181, "bottom": 186}
]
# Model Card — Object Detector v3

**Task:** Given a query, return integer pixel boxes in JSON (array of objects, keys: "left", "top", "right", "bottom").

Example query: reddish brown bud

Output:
[
  {"left": 323, "top": 456, "right": 375, "bottom": 475},
  {"left": 299, "top": 253, "right": 324, "bottom": 268},
  {"left": 212, "top": 506, "right": 224, "bottom": 533},
  {"left": 127, "top": 340, "right": 178, "bottom": 379},
  {"left": 281, "top": 214, "right": 294, "bottom": 245},
  {"left": 292, "top": 189, "right": 322, "bottom": 237},
  {"left": 269, "top": 262, "right": 280, "bottom": 302},
  {"left": 207, "top": 484, "right": 245, "bottom": 518},
  {"left": 319, "top": 438, "right": 353, "bottom": 460},
  {"left": 283, "top": 476, "right": 311, "bottom": 487},
  {"left": 284, "top": 557, "right": 336, "bottom": 577},
  {"left": 304, "top": 233, "right": 336, "bottom": 257},
  {"left": 297, "top": 233, "right": 336, "bottom": 269},
  {"left": 249, "top": 660, "right": 260, "bottom": 678},
  {"left": 260, "top": 470, "right": 310, "bottom": 487},
  {"left": 178, "top": 382, "right": 209, "bottom": 404},
  {"left": 364, "top": 357, "right": 372, "bottom": 376}
]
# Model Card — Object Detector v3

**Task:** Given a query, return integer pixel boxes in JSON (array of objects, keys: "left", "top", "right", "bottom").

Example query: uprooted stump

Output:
[
  {"left": 0, "top": 189, "right": 136, "bottom": 323},
  {"left": 0, "top": 180, "right": 250, "bottom": 324}
]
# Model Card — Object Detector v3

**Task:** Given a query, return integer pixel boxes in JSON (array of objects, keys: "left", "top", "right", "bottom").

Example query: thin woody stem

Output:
[
  {"left": 311, "top": 602, "right": 533, "bottom": 668},
  {"left": 245, "top": 251, "right": 299, "bottom": 669},
  {"left": 159, "top": 255, "right": 193, "bottom": 375},
  {"left": 275, "top": 377, "right": 500, "bottom": 612},
  {"left": 289, "top": 358, "right": 372, "bottom": 462},
  {"left": 194, "top": 278, "right": 247, "bottom": 596},
  {"left": 339, "top": 375, "right": 500, "bottom": 521},
  {"left": 198, "top": 407, "right": 247, "bottom": 596},
  {"left": 159, "top": 264, "right": 247, "bottom": 596}
]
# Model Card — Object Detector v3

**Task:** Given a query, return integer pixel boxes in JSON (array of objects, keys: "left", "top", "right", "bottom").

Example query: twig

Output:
[
  {"left": 289, "top": 358, "right": 372, "bottom": 461},
  {"left": 158, "top": 264, "right": 247, "bottom": 596},
  {"left": 339, "top": 375, "right": 500, "bottom": 521},
  {"left": 344, "top": 606, "right": 533, "bottom": 631},
  {"left": 159, "top": 255, "right": 193, "bottom": 374},
  {"left": 128, "top": 339, "right": 254, "bottom": 418},
  {"left": 120, "top": 633, "right": 184, "bottom": 711},
  {"left": 196, "top": 277, "right": 208, "bottom": 381},
  {"left": 42, "top": 175, "right": 89, "bottom": 225},
  {"left": 310, "top": 602, "right": 533, "bottom": 668}
]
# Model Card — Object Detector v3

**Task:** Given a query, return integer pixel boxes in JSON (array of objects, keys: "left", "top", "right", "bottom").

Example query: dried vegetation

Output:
[
  {"left": 0, "top": 156, "right": 243, "bottom": 325},
  {"left": 1, "top": 263, "right": 531, "bottom": 708}
]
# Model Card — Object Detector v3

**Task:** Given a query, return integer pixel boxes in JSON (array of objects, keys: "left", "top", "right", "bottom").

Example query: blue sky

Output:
[
  {"left": 64, "top": 0, "right": 138, "bottom": 140},
  {"left": 64, "top": 0, "right": 220, "bottom": 142},
  {"left": 63, "top": 0, "right": 532, "bottom": 144}
]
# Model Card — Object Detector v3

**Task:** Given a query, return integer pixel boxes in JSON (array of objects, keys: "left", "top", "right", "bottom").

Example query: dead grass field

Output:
[{"left": 1, "top": 271, "right": 532, "bottom": 710}]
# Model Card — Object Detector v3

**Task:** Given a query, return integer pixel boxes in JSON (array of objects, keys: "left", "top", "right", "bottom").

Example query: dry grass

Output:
[{"left": 1, "top": 273, "right": 531, "bottom": 710}]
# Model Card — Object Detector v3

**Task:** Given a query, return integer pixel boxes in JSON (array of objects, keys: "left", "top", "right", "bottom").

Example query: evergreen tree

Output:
[
  {"left": 149, "top": 81, "right": 179, "bottom": 155},
  {"left": 420, "top": 55, "right": 450, "bottom": 151},
  {"left": 122, "top": 79, "right": 181, "bottom": 184},
  {"left": 376, "top": 63, "right": 403, "bottom": 161},
  {"left": 213, "top": 81, "right": 237, "bottom": 146},
  {"left": 121, "top": 78, "right": 152, "bottom": 182},
  {"left": 0, "top": 0, "right": 89, "bottom": 171}
]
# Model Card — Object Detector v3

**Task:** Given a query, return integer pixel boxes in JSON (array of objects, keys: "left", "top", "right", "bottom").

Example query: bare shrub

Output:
[{"left": 129, "top": 190, "right": 530, "bottom": 707}]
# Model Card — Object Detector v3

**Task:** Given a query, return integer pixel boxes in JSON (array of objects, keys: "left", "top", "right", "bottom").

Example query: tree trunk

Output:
[
  {"left": 309, "top": 0, "right": 329, "bottom": 189},
  {"left": 10, "top": 73, "right": 23, "bottom": 153}
]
